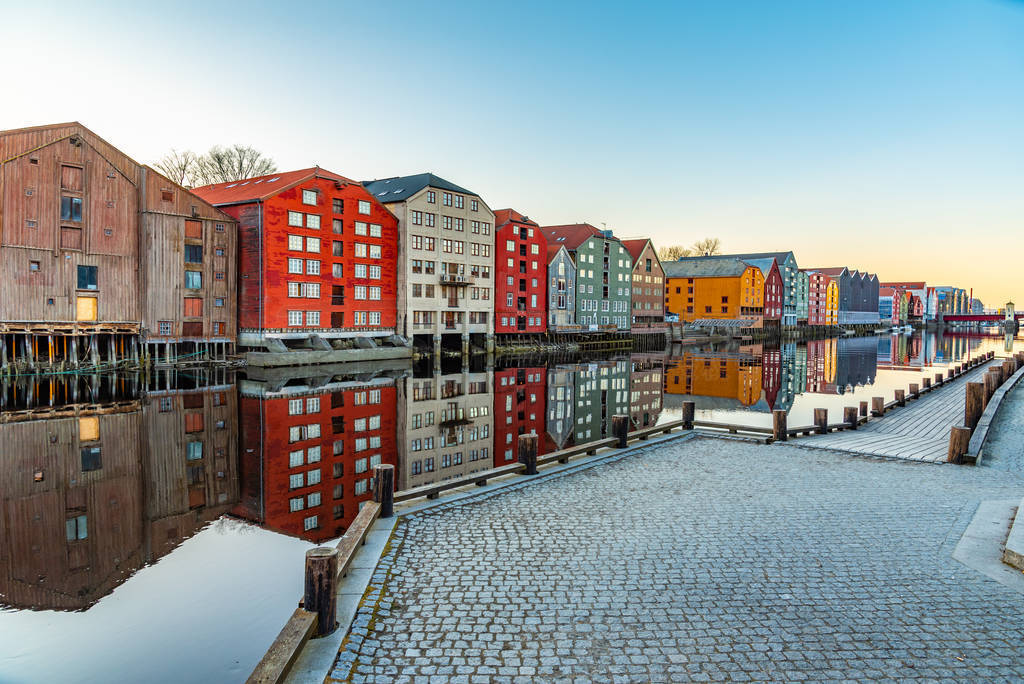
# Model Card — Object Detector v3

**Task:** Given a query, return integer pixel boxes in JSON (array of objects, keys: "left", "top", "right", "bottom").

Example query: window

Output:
[
  {"left": 427, "top": 191, "right": 436, "bottom": 203},
  {"left": 358, "top": 200, "right": 371, "bottom": 214},
  {"left": 288, "top": 258, "right": 303, "bottom": 273},
  {"left": 369, "top": 287, "right": 381, "bottom": 300},
  {"left": 288, "top": 211, "right": 304, "bottom": 227},
  {"left": 443, "top": 192, "right": 452, "bottom": 206},
  {"left": 471, "top": 199, "right": 479, "bottom": 211},
  {"left": 185, "top": 271, "right": 202, "bottom": 289},
  {"left": 306, "top": 237, "right": 320, "bottom": 253},
  {"left": 355, "top": 264, "right": 368, "bottom": 278},
  {"left": 81, "top": 446, "right": 102, "bottom": 472},
  {"left": 306, "top": 260, "right": 320, "bottom": 275},
  {"left": 307, "top": 469, "right": 321, "bottom": 485},
  {"left": 77, "top": 265, "right": 98, "bottom": 290},
  {"left": 289, "top": 449, "right": 304, "bottom": 467},
  {"left": 355, "top": 243, "right": 367, "bottom": 258},
  {"left": 290, "top": 496, "right": 304, "bottom": 512},
  {"left": 306, "top": 311, "right": 320, "bottom": 326},
  {"left": 370, "top": 224, "right": 382, "bottom": 237},
  {"left": 66, "top": 515, "right": 88, "bottom": 541},
  {"left": 288, "top": 234, "right": 303, "bottom": 251},
  {"left": 184, "top": 244, "right": 203, "bottom": 263},
  {"left": 332, "top": 263, "right": 343, "bottom": 278},
  {"left": 308, "top": 492, "right": 321, "bottom": 507},
  {"left": 60, "top": 196, "right": 83, "bottom": 222},
  {"left": 412, "top": 210, "right": 422, "bottom": 225},
  {"left": 307, "top": 397, "right": 320, "bottom": 413},
  {"left": 369, "top": 265, "right": 381, "bottom": 279},
  {"left": 289, "top": 473, "right": 304, "bottom": 489},
  {"left": 302, "top": 189, "right": 318, "bottom": 205},
  {"left": 304, "top": 516, "right": 318, "bottom": 531},
  {"left": 355, "top": 221, "right": 368, "bottom": 236},
  {"left": 369, "top": 311, "right": 381, "bottom": 325},
  {"left": 306, "top": 214, "right": 320, "bottom": 229},
  {"left": 186, "top": 441, "right": 203, "bottom": 460},
  {"left": 424, "top": 213, "right": 436, "bottom": 227},
  {"left": 288, "top": 310, "right": 303, "bottom": 326},
  {"left": 354, "top": 479, "right": 368, "bottom": 496},
  {"left": 333, "top": 218, "right": 343, "bottom": 234},
  {"left": 158, "top": 320, "right": 172, "bottom": 335}
]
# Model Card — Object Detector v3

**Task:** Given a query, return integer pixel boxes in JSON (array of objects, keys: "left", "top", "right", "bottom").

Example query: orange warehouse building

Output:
[{"left": 663, "top": 258, "right": 764, "bottom": 325}]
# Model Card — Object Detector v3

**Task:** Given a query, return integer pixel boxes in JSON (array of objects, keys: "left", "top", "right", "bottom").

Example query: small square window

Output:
[{"left": 29, "top": 261, "right": 40, "bottom": 271}]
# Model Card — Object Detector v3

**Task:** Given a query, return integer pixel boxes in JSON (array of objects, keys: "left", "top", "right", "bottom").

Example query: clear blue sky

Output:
[{"left": 2, "top": 0, "right": 1022, "bottom": 303}]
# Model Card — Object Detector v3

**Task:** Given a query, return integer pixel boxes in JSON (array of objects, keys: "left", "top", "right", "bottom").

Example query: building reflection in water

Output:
[{"left": 0, "top": 369, "right": 238, "bottom": 612}]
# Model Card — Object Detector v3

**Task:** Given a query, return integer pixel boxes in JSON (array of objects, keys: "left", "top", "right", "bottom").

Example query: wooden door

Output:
[{"left": 76, "top": 296, "right": 97, "bottom": 321}]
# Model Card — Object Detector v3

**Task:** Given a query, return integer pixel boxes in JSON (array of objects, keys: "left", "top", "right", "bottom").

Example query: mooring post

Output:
[
  {"left": 947, "top": 426, "right": 971, "bottom": 465},
  {"left": 518, "top": 432, "right": 539, "bottom": 475},
  {"left": 894, "top": 389, "right": 905, "bottom": 407},
  {"left": 965, "top": 382, "right": 984, "bottom": 428},
  {"left": 984, "top": 370, "right": 999, "bottom": 402},
  {"left": 859, "top": 400, "right": 868, "bottom": 417},
  {"left": 934, "top": 372, "right": 943, "bottom": 387},
  {"left": 922, "top": 377, "right": 932, "bottom": 391},
  {"left": 681, "top": 400, "right": 695, "bottom": 430},
  {"left": 304, "top": 547, "right": 339, "bottom": 638},
  {"left": 871, "top": 396, "right": 884, "bottom": 417},
  {"left": 772, "top": 410, "right": 787, "bottom": 442},
  {"left": 612, "top": 414, "right": 629, "bottom": 448},
  {"left": 1003, "top": 360, "right": 1015, "bottom": 381},
  {"left": 947, "top": 368, "right": 954, "bottom": 381},
  {"left": 844, "top": 406, "right": 858, "bottom": 429},
  {"left": 814, "top": 408, "right": 828, "bottom": 435},
  {"left": 372, "top": 463, "right": 394, "bottom": 518},
  {"left": 909, "top": 382, "right": 919, "bottom": 399}
]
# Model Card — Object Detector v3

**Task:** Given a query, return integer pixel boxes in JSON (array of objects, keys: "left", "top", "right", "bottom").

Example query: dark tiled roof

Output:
[
  {"left": 362, "top": 173, "right": 477, "bottom": 204},
  {"left": 720, "top": 251, "right": 795, "bottom": 264},
  {"left": 663, "top": 257, "right": 751, "bottom": 278}
]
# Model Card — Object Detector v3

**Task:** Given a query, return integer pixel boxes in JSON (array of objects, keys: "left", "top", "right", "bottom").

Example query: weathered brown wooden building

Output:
[{"left": 0, "top": 122, "right": 238, "bottom": 369}]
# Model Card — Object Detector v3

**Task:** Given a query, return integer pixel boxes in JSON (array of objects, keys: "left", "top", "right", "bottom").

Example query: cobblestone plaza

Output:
[{"left": 332, "top": 436, "right": 1024, "bottom": 683}]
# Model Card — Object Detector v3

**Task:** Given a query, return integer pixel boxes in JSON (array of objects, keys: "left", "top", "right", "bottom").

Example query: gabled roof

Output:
[
  {"left": 362, "top": 173, "right": 478, "bottom": 204},
  {"left": 192, "top": 168, "right": 355, "bottom": 205},
  {"left": 805, "top": 267, "right": 849, "bottom": 277},
  {"left": 620, "top": 238, "right": 652, "bottom": 262},
  {"left": 663, "top": 257, "right": 752, "bottom": 279},
  {"left": 720, "top": 251, "right": 795, "bottom": 265},
  {"left": 540, "top": 223, "right": 606, "bottom": 250},
  {"left": 880, "top": 281, "right": 926, "bottom": 290},
  {"left": 742, "top": 257, "right": 781, "bottom": 279},
  {"left": 546, "top": 243, "right": 571, "bottom": 264},
  {"left": 494, "top": 208, "right": 539, "bottom": 228}
]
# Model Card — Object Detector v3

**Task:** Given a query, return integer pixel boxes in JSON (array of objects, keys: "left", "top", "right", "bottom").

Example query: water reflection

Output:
[{"left": 0, "top": 370, "right": 237, "bottom": 612}]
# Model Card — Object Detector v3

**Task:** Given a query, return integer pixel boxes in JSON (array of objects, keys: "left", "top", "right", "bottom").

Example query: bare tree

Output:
[
  {"left": 658, "top": 245, "right": 693, "bottom": 261},
  {"left": 691, "top": 237, "right": 722, "bottom": 256},
  {"left": 154, "top": 149, "right": 198, "bottom": 187},
  {"left": 194, "top": 145, "right": 277, "bottom": 185}
]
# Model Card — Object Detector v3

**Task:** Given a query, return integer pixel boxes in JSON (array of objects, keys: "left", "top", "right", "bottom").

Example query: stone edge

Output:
[
  {"left": 1003, "top": 499, "right": 1024, "bottom": 571},
  {"left": 967, "top": 362, "right": 1024, "bottom": 464}
]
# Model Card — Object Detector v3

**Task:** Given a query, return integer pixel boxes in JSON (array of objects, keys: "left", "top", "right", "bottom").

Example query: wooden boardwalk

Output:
[{"left": 797, "top": 360, "right": 998, "bottom": 463}]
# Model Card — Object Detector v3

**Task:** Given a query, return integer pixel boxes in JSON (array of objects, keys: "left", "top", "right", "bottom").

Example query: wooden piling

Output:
[
  {"left": 965, "top": 382, "right": 984, "bottom": 429},
  {"left": 871, "top": 397, "right": 884, "bottom": 417},
  {"left": 947, "top": 426, "right": 971, "bottom": 465},
  {"left": 922, "top": 377, "right": 931, "bottom": 390},
  {"left": 772, "top": 410, "right": 787, "bottom": 442},
  {"left": 859, "top": 401, "right": 868, "bottom": 417},
  {"left": 304, "top": 547, "right": 339, "bottom": 638},
  {"left": 909, "top": 382, "right": 919, "bottom": 399},
  {"left": 372, "top": 464, "right": 394, "bottom": 518},
  {"left": 681, "top": 401, "right": 695, "bottom": 430},
  {"left": 814, "top": 408, "right": 828, "bottom": 435},
  {"left": 946, "top": 368, "right": 954, "bottom": 380},
  {"left": 934, "top": 372, "right": 943, "bottom": 386},
  {"left": 844, "top": 406, "right": 858, "bottom": 429},
  {"left": 518, "top": 432, "right": 539, "bottom": 474},
  {"left": 894, "top": 389, "right": 905, "bottom": 407},
  {"left": 1003, "top": 360, "right": 1015, "bottom": 381},
  {"left": 984, "top": 370, "right": 999, "bottom": 402},
  {"left": 611, "top": 414, "right": 630, "bottom": 449}
]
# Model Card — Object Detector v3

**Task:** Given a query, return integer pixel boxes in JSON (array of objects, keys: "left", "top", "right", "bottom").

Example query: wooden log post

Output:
[
  {"left": 922, "top": 377, "right": 932, "bottom": 391},
  {"left": 518, "top": 432, "right": 539, "bottom": 475},
  {"left": 871, "top": 396, "right": 884, "bottom": 417},
  {"left": 814, "top": 408, "right": 828, "bottom": 435},
  {"left": 947, "top": 426, "right": 971, "bottom": 465},
  {"left": 984, "top": 370, "right": 1000, "bottom": 402},
  {"left": 772, "top": 409, "right": 787, "bottom": 442},
  {"left": 858, "top": 400, "right": 867, "bottom": 417},
  {"left": 372, "top": 463, "right": 395, "bottom": 518},
  {"left": 894, "top": 389, "right": 905, "bottom": 407},
  {"left": 1003, "top": 360, "right": 1015, "bottom": 381},
  {"left": 934, "top": 372, "right": 943, "bottom": 386},
  {"left": 681, "top": 401, "right": 695, "bottom": 430},
  {"left": 946, "top": 368, "right": 954, "bottom": 381},
  {"left": 304, "top": 547, "right": 339, "bottom": 638},
  {"left": 844, "top": 406, "right": 858, "bottom": 429},
  {"left": 909, "top": 382, "right": 919, "bottom": 399},
  {"left": 965, "top": 382, "right": 984, "bottom": 429}
]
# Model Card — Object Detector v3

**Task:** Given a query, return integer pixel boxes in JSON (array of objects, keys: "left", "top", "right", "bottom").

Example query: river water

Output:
[{"left": 1, "top": 330, "right": 1020, "bottom": 683}]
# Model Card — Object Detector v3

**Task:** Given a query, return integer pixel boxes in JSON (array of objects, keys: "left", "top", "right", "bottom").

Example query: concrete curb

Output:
[
  {"left": 1003, "top": 500, "right": 1024, "bottom": 572},
  {"left": 967, "top": 363, "right": 1024, "bottom": 464},
  {"left": 952, "top": 499, "right": 1024, "bottom": 594}
]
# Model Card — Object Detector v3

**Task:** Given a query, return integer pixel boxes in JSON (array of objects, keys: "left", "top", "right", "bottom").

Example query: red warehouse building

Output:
[
  {"left": 493, "top": 209, "right": 547, "bottom": 334},
  {"left": 193, "top": 168, "right": 398, "bottom": 350},
  {"left": 235, "top": 376, "right": 398, "bottom": 543},
  {"left": 493, "top": 367, "right": 547, "bottom": 466},
  {"left": 744, "top": 258, "right": 784, "bottom": 325}
]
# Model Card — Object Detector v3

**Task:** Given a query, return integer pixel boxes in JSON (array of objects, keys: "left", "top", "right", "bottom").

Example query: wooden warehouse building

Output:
[{"left": 0, "top": 122, "right": 238, "bottom": 370}]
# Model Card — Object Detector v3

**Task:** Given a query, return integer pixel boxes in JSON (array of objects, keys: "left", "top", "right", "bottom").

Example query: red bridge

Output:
[{"left": 942, "top": 313, "right": 1022, "bottom": 323}]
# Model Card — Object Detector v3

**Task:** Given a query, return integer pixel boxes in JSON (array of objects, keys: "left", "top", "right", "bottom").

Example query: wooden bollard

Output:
[
  {"left": 923, "top": 377, "right": 931, "bottom": 390},
  {"left": 859, "top": 401, "right": 868, "bottom": 417},
  {"left": 984, "top": 370, "right": 1000, "bottom": 402},
  {"left": 814, "top": 408, "right": 828, "bottom": 434},
  {"left": 611, "top": 414, "right": 630, "bottom": 449},
  {"left": 844, "top": 406, "right": 858, "bottom": 429},
  {"left": 304, "top": 547, "right": 339, "bottom": 637},
  {"left": 947, "top": 368, "right": 954, "bottom": 381},
  {"left": 947, "top": 426, "right": 971, "bottom": 465},
  {"left": 518, "top": 432, "right": 539, "bottom": 475},
  {"left": 965, "top": 382, "right": 984, "bottom": 429},
  {"left": 1003, "top": 360, "right": 1015, "bottom": 381},
  {"left": 681, "top": 401, "right": 695, "bottom": 430},
  {"left": 934, "top": 372, "right": 943, "bottom": 386},
  {"left": 894, "top": 389, "right": 905, "bottom": 407},
  {"left": 871, "top": 396, "right": 884, "bottom": 417},
  {"left": 772, "top": 409, "right": 788, "bottom": 442},
  {"left": 909, "top": 382, "right": 919, "bottom": 399},
  {"left": 372, "top": 463, "right": 395, "bottom": 518},
  {"left": 992, "top": 365, "right": 1005, "bottom": 384}
]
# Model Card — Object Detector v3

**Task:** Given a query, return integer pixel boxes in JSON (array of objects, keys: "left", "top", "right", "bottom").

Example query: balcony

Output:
[
  {"left": 440, "top": 407, "right": 470, "bottom": 427},
  {"left": 439, "top": 273, "right": 473, "bottom": 286}
]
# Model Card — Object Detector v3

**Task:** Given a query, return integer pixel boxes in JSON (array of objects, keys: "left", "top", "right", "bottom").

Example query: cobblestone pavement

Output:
[
  {"left": 981, "top": 382, "right": 1024, "bottom": 473},
  {"left": 331, "top": 436, "right": 1024, "bottom": 683}
]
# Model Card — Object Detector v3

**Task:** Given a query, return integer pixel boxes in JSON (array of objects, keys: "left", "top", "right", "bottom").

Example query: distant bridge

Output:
[{"left": 942, "top": 313, "right": 1023, "bottom": 323}]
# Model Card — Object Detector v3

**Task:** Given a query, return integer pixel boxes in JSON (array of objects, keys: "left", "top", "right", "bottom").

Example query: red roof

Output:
[
  {"left": 192, "top": 167, "right": 356, "bottom": 205},
  {"left": 546, "top": 243, "right": 567, "bottom": 263},
  {"left": 494, "top": 208, "right": 539, "bottom": 228},
  {"left": 620, "top": 238, "right": 650, "bottom": 262},
  {"left": 880, "top": 281, "right": 926, "bottom": 290},
  {"left": 540, "top": 223, "right": 604, "bottom": 250},
  {"left": 805, "top": 267, "right": 849, "bottom": 276}
]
